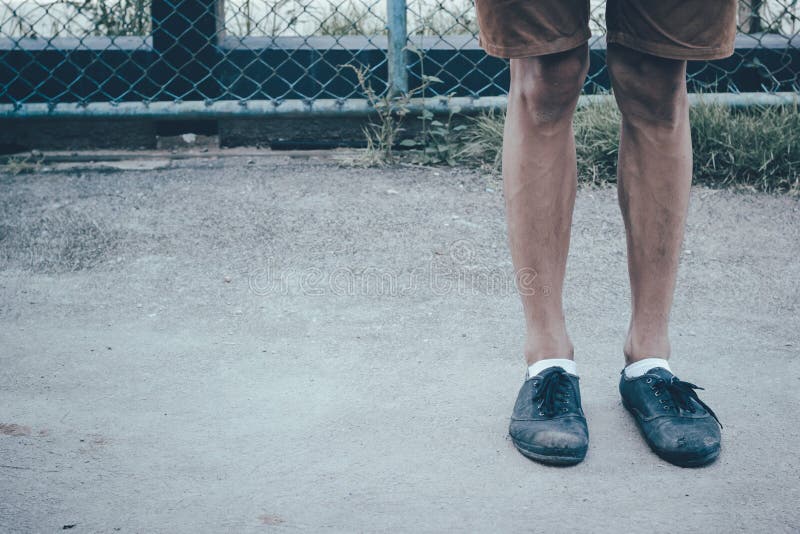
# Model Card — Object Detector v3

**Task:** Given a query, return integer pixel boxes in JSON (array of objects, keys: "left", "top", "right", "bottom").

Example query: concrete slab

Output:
[{"left": 1, "top": 152, "right": 798, "bottom": 532}]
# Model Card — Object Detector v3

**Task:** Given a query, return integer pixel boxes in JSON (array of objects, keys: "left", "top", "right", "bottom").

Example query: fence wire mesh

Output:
[{"left": 1, "top": 0, "right": 798, "bottom": 112}]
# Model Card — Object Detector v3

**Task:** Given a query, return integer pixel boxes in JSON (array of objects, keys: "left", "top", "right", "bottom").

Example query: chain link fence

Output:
[{"left": 1, "top": 0, "right": 799, "bottom": 116}]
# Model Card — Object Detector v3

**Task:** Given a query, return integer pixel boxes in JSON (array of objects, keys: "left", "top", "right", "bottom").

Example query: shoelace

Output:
[
  {"left": 651, "top": 376, "right": 722, "bottom": 428},
  {"left": 532, "top": 368, "right": 575, "bottom": 417}
]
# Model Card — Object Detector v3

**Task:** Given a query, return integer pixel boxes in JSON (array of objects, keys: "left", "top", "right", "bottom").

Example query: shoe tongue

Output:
[{"left": 644, "top": 367, "right": 674, "bottom": 380}]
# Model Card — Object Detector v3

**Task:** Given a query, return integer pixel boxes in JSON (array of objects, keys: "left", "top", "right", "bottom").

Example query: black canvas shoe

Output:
[
  {"left": 509, "top": 367, "right": 589, "bottom": 466},
  {"left": 620, "top": 367, "right": 722, "bottom": 467}
]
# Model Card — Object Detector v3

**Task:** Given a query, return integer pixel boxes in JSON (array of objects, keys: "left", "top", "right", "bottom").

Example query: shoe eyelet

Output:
[
  {"left": 654, "top": 392, "right": 660, "bottom": 396},
  {"left": 646, "top": 378, "right": 652, "bottom": 383},
  {"left": 563, "top": 408, "right": 568, "bottom": 412},
  {"left": 538, "top": 411, "right": 544, "bottom": 416}
]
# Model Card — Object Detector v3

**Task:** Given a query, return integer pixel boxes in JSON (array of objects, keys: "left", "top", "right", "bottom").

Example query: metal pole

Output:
[
  {"left": 4, "top": 93, "right": 798, "bottom": 119},
  {"left": 386, "top": 0, "right": 408, "bottom": 95}
]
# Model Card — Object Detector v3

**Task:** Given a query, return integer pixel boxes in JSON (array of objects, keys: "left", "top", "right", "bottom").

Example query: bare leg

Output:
[
  {"left": 502, "top": 44, "right": 589, "bottom": 365},
  {"left": 606, "top": 43, "right": 692, "bottom": 365}
]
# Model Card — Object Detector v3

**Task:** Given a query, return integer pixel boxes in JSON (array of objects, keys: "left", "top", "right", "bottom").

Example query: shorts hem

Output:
[
  {"left": 479, "top": 29, "right": 592, "bottom": 59},
  {"left": 606, "top": 32, "right": 735, "bottom": 61}
]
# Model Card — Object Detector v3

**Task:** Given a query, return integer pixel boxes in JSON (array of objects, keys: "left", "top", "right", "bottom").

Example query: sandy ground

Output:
[{"left": 1, "top": 150, "right": 799, "bottom": 533}]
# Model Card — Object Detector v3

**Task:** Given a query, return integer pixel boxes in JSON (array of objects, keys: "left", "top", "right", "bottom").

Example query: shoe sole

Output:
[
  {"left": 661, "top": 447, "right": 720, "bottom": 468},
  {"left": 621, "top": 398, "right": 721, "bottom": 468},
  {"left": 511, "top": 438, "right": 587, "bottom": 466}
]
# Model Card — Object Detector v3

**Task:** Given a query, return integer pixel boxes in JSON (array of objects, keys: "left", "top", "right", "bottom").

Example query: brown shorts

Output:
[{"left": 475, "top": 0, "right": 738, "bottom": 60}]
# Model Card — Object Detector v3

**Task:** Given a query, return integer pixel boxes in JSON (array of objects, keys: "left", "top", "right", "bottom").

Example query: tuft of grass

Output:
[
  {"left": 400, "top": 96, "right": 469, "bottom": 166},
  {"left": 342, "top": 63, "right": 412, "bottom": 165},
  {"left": 690, "top": 102, "right": 800, "bottom": 193},
  {"left": 573, "top": 100, "right": 620, "bottom": 186},
  {"left": 460, "top": 101, "right": 800, "bottom": 194},
  {"left": 343, "top": 62, "right": 446, "bottom": 165},
  {"left": 2, "top": 152, "right": 45, "bottom": 175},
  {"left": 459, "top": 107, "right": 504, "bottom": 171}
]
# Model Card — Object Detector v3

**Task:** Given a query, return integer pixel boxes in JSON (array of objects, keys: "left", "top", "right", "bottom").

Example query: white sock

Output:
[
  {"left": 527, "top": 358, "right": 577, "bottom": 379},
  {"left": 623, "top": 358, "right": 672, "bottom": 378}
]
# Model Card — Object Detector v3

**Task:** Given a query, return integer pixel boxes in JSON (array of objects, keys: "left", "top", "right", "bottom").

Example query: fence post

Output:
[
  {"left": 151, "top": 0, "right": 223, "bottom": 101},
  {"left": 386, "top": 0, "right": 408, "bottom": 95}
]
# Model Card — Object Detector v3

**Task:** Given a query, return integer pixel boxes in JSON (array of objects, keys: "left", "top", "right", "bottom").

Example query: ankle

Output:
[
  {"left": 624, "top": 329, "right": 670, "bottom": 365},
  {"left": 524, "top": 337, "right": 574, "bottom": 366}
]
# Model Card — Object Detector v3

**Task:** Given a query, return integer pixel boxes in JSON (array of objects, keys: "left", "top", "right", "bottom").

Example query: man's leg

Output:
[
  {"left": 503, "top": 44, "right": 589, "bottom": 365},
  {"left": 606, "top": 43, "right": 691, "bottom": 365},
  {"left": 608, "top": 43, "right": 722, "bottom": 467},
  {"left": 503, "top": 45, "right": 591, "bottom": 466}
]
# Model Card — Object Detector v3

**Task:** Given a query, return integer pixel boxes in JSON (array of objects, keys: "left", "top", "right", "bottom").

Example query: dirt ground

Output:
[{"left": 1, "top": 150, "right": 799, "bottom": 533}]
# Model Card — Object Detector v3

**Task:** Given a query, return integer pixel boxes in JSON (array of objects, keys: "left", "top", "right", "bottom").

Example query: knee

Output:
[
  {"left": 509, "top": 45, "right": 589, "bottom": 126},
  {"left": 607, "top": 44, "right": 688, "bottom": 125}
]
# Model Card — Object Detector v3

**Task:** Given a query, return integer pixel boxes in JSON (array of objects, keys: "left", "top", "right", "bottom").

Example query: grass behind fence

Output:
[{"left": 458, "top": 102, "right": 800, "bottom": 194}]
